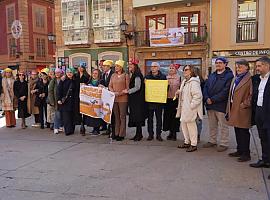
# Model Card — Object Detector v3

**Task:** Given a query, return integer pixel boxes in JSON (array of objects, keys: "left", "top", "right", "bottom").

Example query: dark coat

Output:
[
  {"left": 34, "top": 79, "right": 49, "bottom": 107},
  {"left": 100, "top": 69, "right": 114, "bottom": 87},
  {"left": 128, "top": 72, "right": 146, "bottom": 127},
  {"left": 251, "top": 74, "right": 260, "bottom": 126},
  {"left": 14, "top": 80, "right": 31, "bottom": 118},
  {"left": 145, "top": 71, "right": 167, "bottom": 109},
  {"left": 57, "top": 78, "right": 77, "bottom": 113},
  {"left": 203, "top": 67, "right": 234, "bottom": 113},
  {"left": 0, "top": 75, "right": 2, "bottom": 95},
  {"left": 83, "top": 79, "right": 104, "bottom": 127},
  {"left": 252, "top": 74, "right": 270, "bottom": 128}
]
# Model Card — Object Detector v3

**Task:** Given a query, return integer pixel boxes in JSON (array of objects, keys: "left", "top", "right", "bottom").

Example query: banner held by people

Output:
[{"left": 80, "top": 85, "right": 115, "bottom": 124}]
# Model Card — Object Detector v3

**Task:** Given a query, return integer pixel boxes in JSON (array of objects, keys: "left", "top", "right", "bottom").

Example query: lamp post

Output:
[
  {"left": 47, "top": 32, "right": 56, "bottom": 67},
  {"left": 120, "top": 20, "right": 134, "bottom": 62}
]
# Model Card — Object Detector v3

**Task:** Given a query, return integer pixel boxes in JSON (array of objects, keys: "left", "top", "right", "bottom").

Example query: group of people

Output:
[{"left": 1, "top": 56, "right": 270, "bottom": 178}]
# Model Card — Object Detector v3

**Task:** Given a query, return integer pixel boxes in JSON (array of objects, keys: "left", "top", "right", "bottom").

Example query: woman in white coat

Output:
[{"left": 176, "top": 65, "right": 203, "bottom": 152}]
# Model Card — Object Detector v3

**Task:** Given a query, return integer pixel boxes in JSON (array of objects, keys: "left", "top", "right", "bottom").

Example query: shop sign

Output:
[{"left": 213, "top": 49, "right": 270, "bottom": 57}]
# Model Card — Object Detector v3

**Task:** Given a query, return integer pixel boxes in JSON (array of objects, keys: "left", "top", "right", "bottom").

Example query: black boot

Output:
[
  {"left": 171, "top": 132, "right": 177, "bottom": 141},
  {"left": 167, "top": 132, "right": 173, "bottom": 140}
]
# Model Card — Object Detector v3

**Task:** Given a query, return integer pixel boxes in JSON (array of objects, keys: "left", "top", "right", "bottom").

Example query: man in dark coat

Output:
[
  {"left": 145, "top": 62, "right": 167, "bottom": 141},
  {"left": 99, "top": 60, "right": 115, "bottom": 136},
  {"left": 203, "top": 57, "right": 234, "bottom": 152},
  {"left": 249, "top": 56, "right": 270, "bottom": 178}
]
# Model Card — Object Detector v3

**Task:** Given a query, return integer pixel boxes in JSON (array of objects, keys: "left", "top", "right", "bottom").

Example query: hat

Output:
[
  {"left": 173, "top": 64, "right": 180, "bottom": 70},
  {"left": 103, "top": 60, "right": 114, "bottom": 67},
  {"left": 41, "top": 68, "right": 49, "bottom": 75},
  {"left": 66, "top": 67, "right": 76, "bottom": 74},
  {"left": 215, "top": 57, "right": 228, "bottom": 64},
  {"left": 151, "top": 62, "right": 160, "bottom": 68},
  {"left": 55, "top": 68, "right": 63, "bottom": 74},
  {"left": 129, "top": 58, "right": 139, "bottom": 65},
  {"left": 79, "top": 61, "right": 87, "bottom": 68},
  {"left": 4, "top": 68, "right": 12, "bottom": 73},
  {"left": 115, "top": 60, "right": 125, "bottom": 68}
]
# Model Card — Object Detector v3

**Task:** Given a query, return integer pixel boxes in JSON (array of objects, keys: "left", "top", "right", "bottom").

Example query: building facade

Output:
[
  {"left": 211, "top": 0, "right": 270, "bottom": 74},
  {"left": 55, "top": 0, "right": 133, "bottom": 73},
  {"left": 129, "top": 0, "right": 210, "bottom": 77},
  {"left": 0, "top": 0, "right": 55, "bottom": 72}
]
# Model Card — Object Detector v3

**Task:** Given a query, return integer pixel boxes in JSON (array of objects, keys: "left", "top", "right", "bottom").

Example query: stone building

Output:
[{"left": 0, "top": 0, "right": 55, "bottom": 72}]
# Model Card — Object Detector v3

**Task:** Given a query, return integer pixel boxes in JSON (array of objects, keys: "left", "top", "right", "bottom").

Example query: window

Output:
[
  {"left": 178, "top": 12, "right": 200, "bottom": 44},
  {"left": 237, "top": 0, "right": 258, "bottom": 42},
  {"left": 61, "top": 0, "right": 89, "bottom": 45},
  {"left": 6, "top": 4, "right": 15, "bottom": 31},
  {"left": 146, "top": 15, "right": 166, "bottom": 30},
  {"left": 9, "top": 38, "right": 16, "bottom": 58},
  {"left": 35, "top": 7, "right": 45, "bottom": 28},
  {"left": 36, "top": 38, "right": 46, "bottom": 58},
  {"left": 92, "top": 0, "right": 122, "bottom": 43}
]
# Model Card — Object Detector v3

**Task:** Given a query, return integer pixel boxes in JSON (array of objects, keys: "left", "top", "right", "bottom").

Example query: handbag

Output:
[{"left": 61, "top": 83, "right": 73, "bottom": 104}]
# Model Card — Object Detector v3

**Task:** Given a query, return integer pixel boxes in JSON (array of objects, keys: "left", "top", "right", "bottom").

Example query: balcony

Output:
[
  {"left": 134, "top": 25, "right": 207, "bottom": 47},
  {"left": 236, "top": 21, "right": 258, "bottom": 43}
]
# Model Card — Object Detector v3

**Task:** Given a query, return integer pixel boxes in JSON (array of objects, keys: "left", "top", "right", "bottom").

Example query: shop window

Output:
[
  {"left": 61, "top": 0, "right": 89, "bottom": 45},
  {"left": 92, "top": 0, "right": 122, "bottom": 43},
  {"left": 6, "top": 4, "right": 15, "bottom": 31},
  {"left": 36, "top": 38, "right": 46, "bottom": 58},
  {"left": 145, "top": 59, "right": 202, "bottom": 77},
  {"left": 178, "top": 12, "right": 201, "bottom": 44},
  {"left": 237, "top": 0, "right": 258, "bottom": 42}
]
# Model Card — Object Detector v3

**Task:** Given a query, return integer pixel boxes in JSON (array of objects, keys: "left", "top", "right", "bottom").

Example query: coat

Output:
[
  {"left": 251, "top": 74, "right": 270, "bottom": 128},
  {"left": 34, "top": 79, "right": 49, "bottom": 107},
  {"left": 226, "top": 72, "right": 252, "bottom": 129},
  {"left": 109, "top": 73, "right": 130, "bottom": 102},
  {"left": 251, "top": 74, "right": 261, "bottom": 126},
  {"left": 128, "top": 72, "right": 146, "bottom": 127},
  {"left": 203, "top": 67, "right": 234, "bottom": 113},
  {"left": 48, "top": 78, "right": 60, "bottom": 110},
  {"left": 14, "top": 80, "right": 31, "bottom": 118},
  {"left": 1, "top": 77, "right": 16, "bottom": 111},
  {"left": 176, "top": 77, "right": 203, "bottom": 123},
  {"left": 100, "top": 69, "right": 114, "bottom": 87},
  {"left": 27, "top": 77, "right": 39, "bottom": 115}
]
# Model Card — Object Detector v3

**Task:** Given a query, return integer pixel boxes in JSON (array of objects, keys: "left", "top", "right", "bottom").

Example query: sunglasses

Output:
[
  {"left": 184, "top": 68, "right": 190, "bottom": 71},
  {"left": 19, "top": 74, "right": 24, "bottom": 76}
]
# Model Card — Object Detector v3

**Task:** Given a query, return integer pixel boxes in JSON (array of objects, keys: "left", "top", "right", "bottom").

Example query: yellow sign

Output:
[{"left": 145, "top": 80, "right": 168, "bottom": 103}]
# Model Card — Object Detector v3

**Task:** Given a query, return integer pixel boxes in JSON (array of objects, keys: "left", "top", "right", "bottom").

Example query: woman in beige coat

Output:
[
  {"left": 176, "top": 65, "right": 203, "bottom": 152},
  {"left": 226, "top": 59, "right": 252, "bottom": 162}
]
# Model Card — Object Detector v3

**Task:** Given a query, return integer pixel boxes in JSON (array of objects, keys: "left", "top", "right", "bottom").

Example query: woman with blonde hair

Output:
[
  {"left": 176, "top": 65, "right": 203, "bottom": 152},
  {"left": 1, "top": 68, "right": 16, "bottom": 127},
  {"left": 109, "top": 60, "right": 130, "bottom": 141}
]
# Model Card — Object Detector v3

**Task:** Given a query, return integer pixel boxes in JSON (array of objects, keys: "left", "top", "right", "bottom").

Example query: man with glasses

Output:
[{"left": 203, "top": 57, "right": 234, "bottom": 152}]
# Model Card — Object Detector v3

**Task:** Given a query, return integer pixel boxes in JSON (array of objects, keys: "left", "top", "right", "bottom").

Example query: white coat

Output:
[{"left": 176, "top": 77, "right": 203, "bottom": 123}]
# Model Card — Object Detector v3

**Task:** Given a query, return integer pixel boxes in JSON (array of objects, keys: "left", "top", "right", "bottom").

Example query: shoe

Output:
[
  {"left": 177, "top": 143, "right": 190, "bottom": 149},
  {"left": 186, "top": 145, "right": 197, "bottom": 152},
  {"left": 111, "top": 135, "right": 117, "bottom": 140},
  {"left": 147, "top": 136, "right": 154, "bottom": 141},
  {"left": 116, "top": 136, "right": 124, "bottom": 141},
  {"left": 202, "top": 142, "right": 217, "bottom": 148},
  {"left": 59, "top": 127, "right": 64, "bottom": 132},
  {"left": 134, "top": 136, "right": 143, "bottom": 141},
  {"left": 91, "top": 130, "right": 101, "bottom": 136},
  {"left": 217, "top": 145, "right": 228, "bottom": 152},
  {"left": 41, "top": 125, "right": 44, "bottom": 129},
  {"left": 130, "top": 136, "right": 137, "bottom": 141},
  {"left": 167, "top": 133, "right": 173, "bottom": 140},
  {"left": 54, "top": 129, "right": 59, "bottom": 134},
  {"left": 156, "top": 135, "right": 163, "bottom": 142},
  {"left": 237, "top": 155, "right": 251, "bottom": 162},
  {"left": 228, "top": 151, "right": 242, "bottom": 157},
  {"left": 249, "top": 160, "right": 270, "bottom": 168},
  {"left": 80, "top": 126, "right": 86, "bottom": 136}
]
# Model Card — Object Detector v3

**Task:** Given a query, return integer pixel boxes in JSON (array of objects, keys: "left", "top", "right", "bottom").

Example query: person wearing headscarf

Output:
[
  {"left": 48, "top": 68, "right": 63, "bottom": 134},
  {"left": 163, "top": 64, "right": 181, "bottom": 141},
  {"left": 34, "top": 68, "right": 49, "bottom": 129},
  {"left": 14, "top": 71, "right": 31, "bottom": 129},
  {"left": 109, "top": 60, "right": 130, "bottom": 141},
  {"left": 57, "top": 67, "right": 78, "bottom": 135},
  {"left": 75, "top": 61, "right": 90, "bottom": 136},
  {"left": 47, "top": 68, "right": 56, "bottom": 130},
  {"left": 27, "top": 70, "right": 40, "bottom": 127},
  {"left": 1, "top": 68, "right": 16, "bottom": 127},
  {"left": 123, "top": 59, "right": 146, "bottom": 141},
  {"left": 100, "top": 60, "right": 115, "bottom": 136},
  {"left": 83, "top": 69, "right": 104, "bottom": 135}
]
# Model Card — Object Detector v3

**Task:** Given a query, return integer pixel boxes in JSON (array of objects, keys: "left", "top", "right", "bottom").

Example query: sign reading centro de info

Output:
[{"left": 133, "top": 0, "right": 184, "bottom": 7}]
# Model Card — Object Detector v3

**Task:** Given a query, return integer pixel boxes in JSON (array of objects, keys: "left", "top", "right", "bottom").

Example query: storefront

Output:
[{"left": 213, "top": 49, "right": 270, "bottom": 75}]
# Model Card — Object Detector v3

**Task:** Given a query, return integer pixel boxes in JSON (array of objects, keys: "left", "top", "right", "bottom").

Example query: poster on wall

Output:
[
  {"left": 150, "top": 27, "right": 185, "bottom": 47},
  {"left": 80, "top": 85, "right": 115, "bottom": 124},
  {"left": 57, "top": 57, "right": 69, "bottom": 71}
]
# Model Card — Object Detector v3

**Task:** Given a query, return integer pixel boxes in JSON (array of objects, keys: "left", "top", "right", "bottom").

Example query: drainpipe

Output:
[{"left": 208, "top": 0, "right": 213, "bottom": 75}]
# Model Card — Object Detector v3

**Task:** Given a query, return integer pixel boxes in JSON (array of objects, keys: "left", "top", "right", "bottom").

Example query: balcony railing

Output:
[
  {"left": 236, "top": 21, "right": 258, "bottom": 43},
  {"left": 134, "top": 25, "right": 207, "bottom": 47}
]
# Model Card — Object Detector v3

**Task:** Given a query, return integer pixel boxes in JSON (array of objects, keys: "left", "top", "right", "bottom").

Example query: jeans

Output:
[
  {"left": 54, "top": 110, "right": 63, "bottom": 129},
  {"left": 196, "top": 118, "right": 203, "bottom": 136}
]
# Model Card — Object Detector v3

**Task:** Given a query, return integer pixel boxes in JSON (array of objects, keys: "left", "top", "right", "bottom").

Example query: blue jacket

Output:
[{"left": 203, "top": 67, "right": 234, "bottom": 113}]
